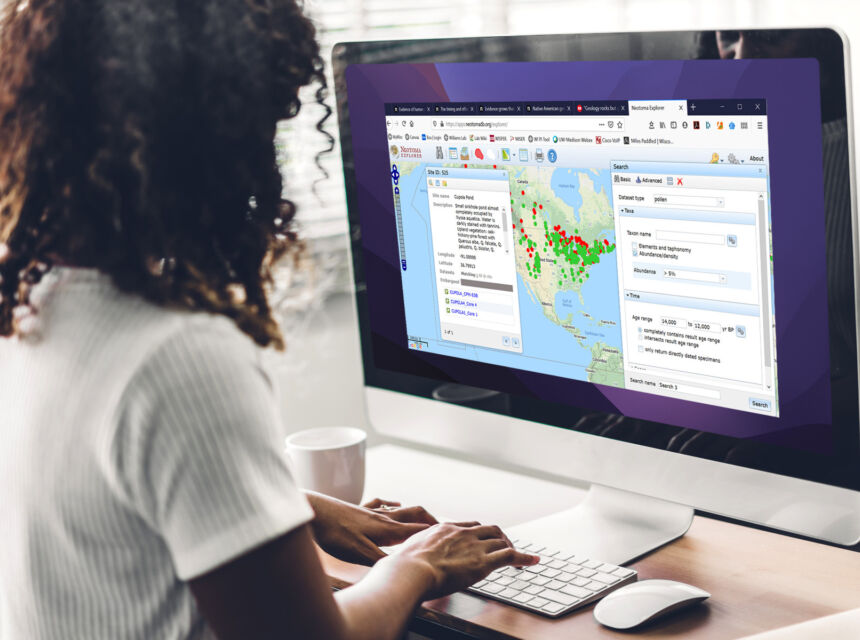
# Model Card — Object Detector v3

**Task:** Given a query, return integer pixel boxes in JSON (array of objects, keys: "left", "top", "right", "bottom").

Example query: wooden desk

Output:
[{"left": 321, "top": 514, "right": 860, "bottom": 639}]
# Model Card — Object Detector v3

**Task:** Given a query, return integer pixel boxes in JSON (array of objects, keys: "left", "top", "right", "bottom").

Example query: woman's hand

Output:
[
  {"left": 386, "top": 522, "right": 540, "bottom": 600},
  {"left": 304, "top": 492, "right": 438, "bottom": 565},
  {"left": 361, "top": 497, "right": 439, "bottom": 526}
]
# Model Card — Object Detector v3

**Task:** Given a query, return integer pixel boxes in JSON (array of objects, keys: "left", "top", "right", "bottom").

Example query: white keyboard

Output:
[{"left": 467, "top": 540, "right": 638, "bottom": 618}]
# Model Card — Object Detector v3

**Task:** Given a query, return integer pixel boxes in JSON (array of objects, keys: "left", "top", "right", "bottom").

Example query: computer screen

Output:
[
  {"left": 334, "top": 30, "right": 860, "bottom": 492},
  {"left": 388, "top": 96, "right": 780, "bottom": 424}
]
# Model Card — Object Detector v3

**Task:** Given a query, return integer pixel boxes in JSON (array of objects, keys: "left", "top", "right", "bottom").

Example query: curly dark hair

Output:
[{"left": 0, "top": 0, "right": 330, "bottom": 349}]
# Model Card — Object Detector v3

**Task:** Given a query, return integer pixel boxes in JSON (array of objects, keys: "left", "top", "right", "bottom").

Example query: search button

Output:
[{"left": 749, "top": 398, "right": 772, "bottom": 412}]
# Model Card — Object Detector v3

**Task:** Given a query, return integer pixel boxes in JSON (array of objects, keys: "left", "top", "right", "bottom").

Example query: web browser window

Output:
[{"left": 386, "top": 98, "right": 777, "bottom": 417}]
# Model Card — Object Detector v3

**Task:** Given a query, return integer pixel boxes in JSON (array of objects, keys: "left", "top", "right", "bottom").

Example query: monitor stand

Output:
[{"left": 506, "top": 483, "right": 694, "bottom": 566}]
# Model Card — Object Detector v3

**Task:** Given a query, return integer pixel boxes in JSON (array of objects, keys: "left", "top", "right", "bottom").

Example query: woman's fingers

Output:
[
  {"left": 382, "top": 521, "right": 430, "bottom": 544},
  {"left": 363, "top": 498, "right": 401, "bottom": 509},
  {"left": 336, "top": 534, "right": 388, "bottom": 566},
  {"left": 497, "top": 529, "right": 516, "bottom": 550},
  {"left": 481, "top": 538, "right": 511, "bottom": 554},
  {"left": 385, "top": 505, "right": 438, "bottom": 525},
  {"left": 446, "top": 521, "right": 481, "bottom": 528},
  {"left": 463, "top": 523, "right": 516, "bottom": 553},
  {"left": 359, "top": 538, "right": 388, "bottom": 565},
  {"left": 487, "top": 546, "right": 540, "bottom": 569},
  {"left": 468, "top": 524, "right": 507, "bottom": 541}
]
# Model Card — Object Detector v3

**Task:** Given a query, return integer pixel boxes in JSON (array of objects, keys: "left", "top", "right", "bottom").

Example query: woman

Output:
[{"left": 0, "top": 1, "right": 537, "bottom": 638}]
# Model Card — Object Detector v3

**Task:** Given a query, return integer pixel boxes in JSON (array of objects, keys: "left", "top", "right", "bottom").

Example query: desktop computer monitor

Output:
[{"left": 332, "top": 28, "right": 860, "bottom": 559}]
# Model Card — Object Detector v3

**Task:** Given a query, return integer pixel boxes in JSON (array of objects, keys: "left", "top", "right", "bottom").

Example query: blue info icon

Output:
[{"left": 547, "top": 148, "right": 558, "bottom": 163}]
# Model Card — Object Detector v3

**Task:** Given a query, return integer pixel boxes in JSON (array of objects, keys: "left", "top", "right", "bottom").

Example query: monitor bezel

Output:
[{"left": 331, "top": 28, "right": 860, "bottom": 495}]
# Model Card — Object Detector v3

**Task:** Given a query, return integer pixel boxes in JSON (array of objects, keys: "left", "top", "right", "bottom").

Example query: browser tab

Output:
[
  {"left": 479, "top": 103, "right": 522, "bottom": 115},
  {"left": 435, "top": 104, "right": 477, "bottom": 115},
  {"left": 526, "top": 102, "right": 569, "bottom": 114},
  {"left": 629, "top": 100, "right": 686, "bottom": 114},
  {"left": 571, "top": 100, "right": 630, "bottom": 115}
]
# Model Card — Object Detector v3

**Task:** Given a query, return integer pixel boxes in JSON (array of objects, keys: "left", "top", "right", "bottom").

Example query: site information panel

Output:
[{"left": 386, "top": 99, "right": 777, "bottom": 417}]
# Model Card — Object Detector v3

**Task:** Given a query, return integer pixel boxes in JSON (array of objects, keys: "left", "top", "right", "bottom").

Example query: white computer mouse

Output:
[{"left": 593, "top": 579, "right": 710, "bottom": 630}]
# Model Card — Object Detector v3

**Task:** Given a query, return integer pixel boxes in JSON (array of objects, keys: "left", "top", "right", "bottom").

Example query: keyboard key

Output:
[
  {"left": 502, "top": 567, "right": 523, "bottom": 577},
  {"left": 517, "top": 573, "right": 534, "bottom": 582},
  {"left": 583, "top": 559, "right": 602, "bottom": 569},
  {"left": 542, "top": 590, "right": 578, "bottom": 606},
  {"left": 500, "top": 588, "right": 519, "bottom": 599},
  {"left": 531, "top": 576, "right": 550, "bottom": 586},
  {"left": 561, "top": 584, "right": 592, "bottom": 599},
  {"left": 510, "top": 580, "right": 530, "bottom": 591},
  {"left": 548, "top": 559, "right": 567, "bottom": 569},
  {"left": 554, "top": 552, "right": 576, "bottom": 561},
  {"left": 473, "top": 580, "right": 488, "bottom": 589},
  {"left": 558, "top": 572, "right": 575, "bottom": 582},
  {"left": 525, "top": 584, "right": 544, "bottom": 595},
  {"left": 524, "top": 544, "right": 545, "bottom": 553},
  {"left": 571, "top": 577, "right": 589, "bottom": 587},
  {"left": 542, "top": 568, "right": 561, "bottom": 579},
  {"left": 546, "top": 580, "right": 565, "bottom": 590},
  {"left": 585, "top": 581, "right": 605, "bottom": 591},
  {"left": 592, "top": 572, "right": 620, "bottom": 585},
  {"left": 564, "top": 563, "right": 582, "bottom": 573},
  {"left": 486, "top": 570, "right": 503, "bottom": 581},
  {"left": 481, "top": 583, "right": 504, "bottom": 594},
  {"left": 577, "top": 568, "right": 597, "bottom": 578},
  {"left": 496, "top": 576, "right": 515, "bottom": 586},
  {"left": 613, "top": 567, "right": 636, "bottom": 578},
  {"left": 598, "top": 563, "right": 618, "bottom": 572},
  {"left": 525, "top": 565, "right": 545, "bottom": 574},
  {"left": 543, "top": 602, "right": 565, "bottom": 614},
  {"left": 530, "top": 597, "right": 549, "bottom": 609},
  {"left": 513, "top": 593, "right": 534, "bottom": 604},
  {"left": 542, "top": 549, "right": 560, "bottom": 558},
  {"left": 538, "top": 556, "right": 552, "bottom": 565}
]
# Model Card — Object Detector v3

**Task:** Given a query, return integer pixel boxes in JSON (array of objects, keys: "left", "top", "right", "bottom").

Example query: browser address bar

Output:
[{"left": 440, "top": 118, "right": 622, "bottom": 132}]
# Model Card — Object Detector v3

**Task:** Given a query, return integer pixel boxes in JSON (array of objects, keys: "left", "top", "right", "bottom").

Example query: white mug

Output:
[{"left": 285, "top": 426, "right": 367, "bottom": 504}]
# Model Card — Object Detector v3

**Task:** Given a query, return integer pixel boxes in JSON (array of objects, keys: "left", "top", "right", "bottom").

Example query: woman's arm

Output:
[
  {"left": 303, "top": 491, "right": 438, "bottom": 565},
  {"left": 189, "top": 524, "right": 429, "bottom": 640},
  {"left": 189, "top": 521, "right": 537, "bottom": 640}
]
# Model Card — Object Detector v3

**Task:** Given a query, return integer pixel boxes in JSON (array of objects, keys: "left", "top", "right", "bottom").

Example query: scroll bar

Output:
[
  {"left": 758, "top": 195, "right": 773, "bottom": 389},
  {"left": 502, "top": 210, "right": 510, "bottom": 254}
]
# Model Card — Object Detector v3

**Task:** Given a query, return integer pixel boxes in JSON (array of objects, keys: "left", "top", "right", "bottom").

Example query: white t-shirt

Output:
[{"left": 0, "top": 268, "right": 314, "bottom": 639}]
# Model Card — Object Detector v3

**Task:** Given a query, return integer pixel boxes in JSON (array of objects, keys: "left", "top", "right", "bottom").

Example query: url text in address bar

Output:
[{"left": 441, "top": 118, "right": 620, "bottom": 132}]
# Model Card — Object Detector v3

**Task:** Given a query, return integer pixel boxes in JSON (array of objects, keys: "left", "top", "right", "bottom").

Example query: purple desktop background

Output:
[{"left": 344, "top": 59, "right": 832, "bottom": 452}]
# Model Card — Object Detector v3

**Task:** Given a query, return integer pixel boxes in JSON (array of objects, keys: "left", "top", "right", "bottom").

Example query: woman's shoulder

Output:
[
  {"left": 28, "top": 267, "right": 267, "bottom": 397},
  {"left": 129, "top": 308, "right": 265, "bottom": 389},
  {"left": 45, "top": 266, "right": 261, "bottom": 355},
  {"left": 113, "top": 304, "right": 275, "bottom": 439}
]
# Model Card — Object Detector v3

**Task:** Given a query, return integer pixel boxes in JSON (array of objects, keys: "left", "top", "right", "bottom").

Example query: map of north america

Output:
[{"left": 509, "top": 166, "right": 623, "bottom": 386}]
